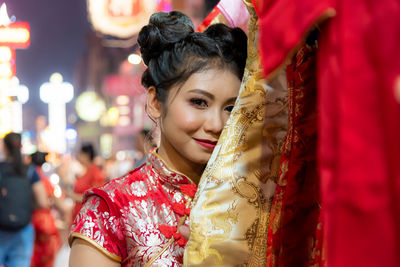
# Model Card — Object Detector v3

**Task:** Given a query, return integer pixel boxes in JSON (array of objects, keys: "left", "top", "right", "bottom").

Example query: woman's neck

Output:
[
  {"left": 157, "top": 143, "right": 205, "bottom": 185},
  {"left": 83, "top": 161, "right": 92, "bottom": 169}
]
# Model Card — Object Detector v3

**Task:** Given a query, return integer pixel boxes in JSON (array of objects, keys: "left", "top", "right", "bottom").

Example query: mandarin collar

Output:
[{"left": 147, "top": 151, "right": 194, "bottom": 188}]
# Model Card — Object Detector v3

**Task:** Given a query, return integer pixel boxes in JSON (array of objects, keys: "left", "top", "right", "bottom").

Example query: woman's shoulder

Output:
[
  {"left": 85, "top": 163, "right": 155, "bottom": 203},
  {"left": 107, "top": 162, "right": 152, "bottom": 186}
]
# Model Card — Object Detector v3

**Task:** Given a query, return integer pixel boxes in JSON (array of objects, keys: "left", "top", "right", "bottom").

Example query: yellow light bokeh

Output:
[
  {"left": 0, "top": 62, "right": 12, "bottom": 77},
  {"left": 0, "top": 46, "right": 12, "bottom": 61},
  {"left": 49, "top": 72, "right": 63, "bottom": 83},
  {"left": 116, "top": 95, "right": 130, "bottom": 105},
  {"left": 128, "top": 53, "right": 142, "bottom": 65},
  {"left": 0, "top": 28, "right": 30, "bottom": 43}
]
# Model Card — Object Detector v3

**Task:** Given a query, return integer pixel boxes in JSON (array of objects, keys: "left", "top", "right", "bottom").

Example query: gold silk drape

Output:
[{"left": 184, "top": 1, "right": 288, "bottom": 266}]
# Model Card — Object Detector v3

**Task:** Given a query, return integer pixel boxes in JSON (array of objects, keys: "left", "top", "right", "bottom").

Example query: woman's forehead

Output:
[{"left": 180, "top": 68, "right": 240, "bottom": 92}]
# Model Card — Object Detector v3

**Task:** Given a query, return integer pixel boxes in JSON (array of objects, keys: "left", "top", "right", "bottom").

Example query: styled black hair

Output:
[
  {"left": 80, "top": 143, "right": 96, "bottom": 162},
  {"left": 3, "top": 132, "right": 26, "bottom": 176},
  {"left": 138, "top": 11, "right": 247, "bottom": 104},
  {"left": 140, "top": 128, "right": 150, "bottom": 137}
]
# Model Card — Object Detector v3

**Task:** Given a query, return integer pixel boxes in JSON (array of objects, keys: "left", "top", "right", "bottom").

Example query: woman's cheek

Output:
[
  {"left": 222, "top": 112, "right": 232, "bottom": 126},
  {"left": 172, "top": 105, "right": 203, "bottom": 132}
]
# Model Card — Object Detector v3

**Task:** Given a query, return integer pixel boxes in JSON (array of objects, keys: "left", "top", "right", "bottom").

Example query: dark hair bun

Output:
[
  {"left": 204, "top": 24, "right": 248, "bottom": 76},
  {"left": 138, "top": 11, "right": 195, "bottom": 65},
  {"left": 81, "top": 143, "right": 96, "bottom": 161},
  {"left": 31, "top": 151, "right": 48, "bottom": 166}
]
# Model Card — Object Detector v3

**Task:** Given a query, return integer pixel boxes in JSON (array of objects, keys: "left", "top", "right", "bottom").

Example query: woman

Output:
[
  {"left": 30, "top": 151, "right": 66, "bottom": 267},
  {"left": 0, "top": 133, "right": 49, "bottom": 267},
  {"left": 66, "top": 143, "right": 106, "bottom": 222},
  {"left": 69, "top": 11, "right": 247, "bottom": 266}
]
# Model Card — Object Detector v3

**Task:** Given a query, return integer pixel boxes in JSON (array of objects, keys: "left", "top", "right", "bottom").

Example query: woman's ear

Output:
[{"left": 146, "top": 86, "right": 162, "bottom": 121}]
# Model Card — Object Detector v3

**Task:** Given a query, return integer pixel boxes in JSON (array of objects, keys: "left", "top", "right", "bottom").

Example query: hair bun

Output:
[
  {"left": 204, "top": 24, "right": 247, "bottom": 71},
  {"left": 138, "top": 11, "right": 195, "bottom": 65}
]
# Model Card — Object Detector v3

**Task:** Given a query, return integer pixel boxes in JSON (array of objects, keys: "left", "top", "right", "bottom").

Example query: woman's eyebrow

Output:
[
  {"left": 226, "top": 97, "right": 237, "bottom": 103},
  {"left": 188, "top": 89, "right": 214, "bottom": 100}
]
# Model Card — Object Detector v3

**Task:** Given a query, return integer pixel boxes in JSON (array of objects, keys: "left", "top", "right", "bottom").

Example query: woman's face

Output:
[
  {"left": 148, "top": 68, "right": 241, "bottom": 174},
  {"left": 77, "top": 151, "right": 90, "bottom": 166}
]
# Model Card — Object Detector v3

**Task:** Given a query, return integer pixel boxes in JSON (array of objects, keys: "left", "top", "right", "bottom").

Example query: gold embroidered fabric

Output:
[
  {"left": 208, "top": 12, "right": 229, "bottom": 26},
  {"left": 184, "top": 1, "right": 288, "bottom": 266}
]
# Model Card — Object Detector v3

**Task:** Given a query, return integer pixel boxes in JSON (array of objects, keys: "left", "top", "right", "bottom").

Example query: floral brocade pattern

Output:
[
  {"left": 185, "top": 1, "right": 288, "bottom": 266},
  {"left": 69, "top": 152, "right": 195, "bottom": 267}
]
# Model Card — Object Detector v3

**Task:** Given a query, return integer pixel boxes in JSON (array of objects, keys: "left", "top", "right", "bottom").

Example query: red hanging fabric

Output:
[
  {"left": 254, "top": 0, "right": 400, "bottom": 266},
  {"left": 267, "top": 37, "right": 324, "bottom": 267}
]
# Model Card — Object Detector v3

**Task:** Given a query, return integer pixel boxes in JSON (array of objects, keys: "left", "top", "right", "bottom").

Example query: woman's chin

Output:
[{"left": 194, "top": 157, "right": 211, "bottom": 166}]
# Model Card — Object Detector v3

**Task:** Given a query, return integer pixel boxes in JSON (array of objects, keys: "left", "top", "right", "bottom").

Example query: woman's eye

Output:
[
  {"left": 225, "top": 105, "right": 234, "bottom": 112},
  {"left": 190, "top": 98, "right": 208, "bottom": 108}
]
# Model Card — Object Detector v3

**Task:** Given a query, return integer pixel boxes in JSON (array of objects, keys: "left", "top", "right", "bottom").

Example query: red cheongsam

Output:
[
  {"left": 69, "top": 151, "right": 197, "bottom": 266},
  {"left": 31, "top": 167, "right": 62, "bottom": 267}
]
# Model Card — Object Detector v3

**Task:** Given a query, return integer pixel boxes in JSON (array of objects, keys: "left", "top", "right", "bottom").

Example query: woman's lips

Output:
[{"left": 193, "top": 138, "right": 217, "bottom": 150}]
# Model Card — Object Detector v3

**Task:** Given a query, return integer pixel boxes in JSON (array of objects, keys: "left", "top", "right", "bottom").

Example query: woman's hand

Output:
[
  {"left": 64, "top": 188, "right": 83, "bottom": 203},
  {"left": 178, "top": 225, "right": 190, "bottom": 240}
]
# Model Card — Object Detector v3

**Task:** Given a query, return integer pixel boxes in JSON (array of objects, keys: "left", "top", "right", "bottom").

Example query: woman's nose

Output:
[{"left": 204, "top": 110, "right": 224, "bottom": 135}]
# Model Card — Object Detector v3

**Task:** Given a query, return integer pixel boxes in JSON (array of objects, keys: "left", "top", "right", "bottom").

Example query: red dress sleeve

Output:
[{"left": 69, "top": 189, "right": 125, "bottom": 262}]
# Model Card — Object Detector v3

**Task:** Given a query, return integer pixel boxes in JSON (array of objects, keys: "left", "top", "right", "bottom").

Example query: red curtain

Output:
[{"left": 255, "top": 0, "right": 400, "bottom": 266}]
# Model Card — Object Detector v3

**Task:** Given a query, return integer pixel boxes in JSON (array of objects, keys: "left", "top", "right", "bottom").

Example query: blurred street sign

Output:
[
  {"left": 0, "top": 22, "right": 30, "bottom": 48},
  {"left": 87, "top": 0, "right": 171, "bottom": 38},
  {"left": 104, "top": 75, "right": 145, "bottom": 96}
]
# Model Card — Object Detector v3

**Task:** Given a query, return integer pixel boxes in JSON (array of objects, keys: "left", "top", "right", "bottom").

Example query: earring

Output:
[{"left": 145, "top": 104, "right": 157, "bottom": 125}]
